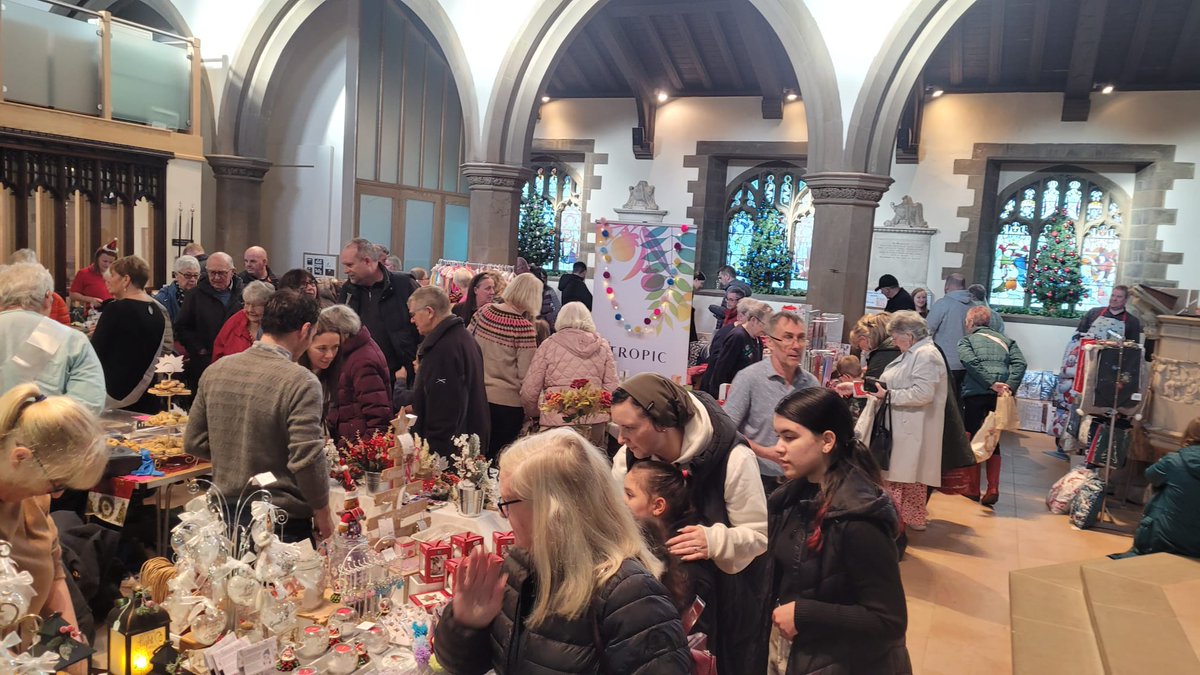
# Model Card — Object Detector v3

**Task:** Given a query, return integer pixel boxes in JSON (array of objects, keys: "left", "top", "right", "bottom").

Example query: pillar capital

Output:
[
  {"left": 461, "top": 162, "right": 530, "bottom": 193},
  {"left": 802, "top": 171, "right": 894, "bottom": 206},
  {"left": 206, "top": 154, "right": 271, "bottom": 182}
]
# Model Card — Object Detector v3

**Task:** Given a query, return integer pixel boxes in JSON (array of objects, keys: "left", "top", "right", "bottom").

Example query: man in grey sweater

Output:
[{"left": 185, "top": 289, "right": 333, "bottom": 542}]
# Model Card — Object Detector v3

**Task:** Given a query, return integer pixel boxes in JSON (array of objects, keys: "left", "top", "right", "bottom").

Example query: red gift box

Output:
[
  {"left": 493, "top": 531, "right": 515, "bottom": 557},
  {"left": 410, "top": 589, "right": 452, "bottom": 613},
  {"left": 419, "top": 540, "right": 451, "bottom": 583},
  {"left": 444, "top": 558, "right": 462, "bottom": 594},
  {"left": 451, "top": 532, "right": 484, "bottom": 558}
]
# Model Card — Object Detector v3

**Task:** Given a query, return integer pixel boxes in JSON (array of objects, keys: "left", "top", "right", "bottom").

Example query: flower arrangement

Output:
[
  {"left": 451, "top": 434, "right": 489, "bottom": 485},
  {"left": 540, "top": 379, "right": 613, "bottom": 424},
  {"left": 338, "top": 430, "right": 395, "bottom": 480}
]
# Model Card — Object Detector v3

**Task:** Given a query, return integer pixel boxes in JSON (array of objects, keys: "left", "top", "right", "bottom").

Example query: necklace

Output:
[{"left": 594, "top": 219, "right": 694, "bottom": 335}]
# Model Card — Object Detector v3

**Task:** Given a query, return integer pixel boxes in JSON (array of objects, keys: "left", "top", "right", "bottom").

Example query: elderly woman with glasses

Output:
[
  {"left": 0, "top": 384, "right": 106, "bottom": 660},
  {"left": 155, "top": 255, "right": 201, "bottom": 323},
  {"left": 212, "top": 280, "right": 275, "bottom": 362},
  {"left": 861, "top": 310, "right": 947, "bottom": 531}
]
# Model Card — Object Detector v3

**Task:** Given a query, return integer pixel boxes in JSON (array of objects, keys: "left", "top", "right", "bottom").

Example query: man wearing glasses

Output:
[
  {"left": 176, "top": 252, "right": 246, "bottom": 388},
  {"left": 722, "top": 311, "right": 819, "bottom": 495}
]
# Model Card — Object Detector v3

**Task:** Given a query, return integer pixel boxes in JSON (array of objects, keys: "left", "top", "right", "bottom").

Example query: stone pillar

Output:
[
  {"left": 207, "top": 154, "right": 271, "bottom": 256},
  {"left": 462, "top": 162, "right": 530, "bottom": 264},
  {"left": 803, "top": 171, "right": 894, "bottom": 339}
]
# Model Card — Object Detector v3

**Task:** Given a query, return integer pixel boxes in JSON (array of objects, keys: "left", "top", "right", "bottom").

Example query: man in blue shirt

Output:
[{"left": 723, "top": 311, "right": 820, "bottom": 494}]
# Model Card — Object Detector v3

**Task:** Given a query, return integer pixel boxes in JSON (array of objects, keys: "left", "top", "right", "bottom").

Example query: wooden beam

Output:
[
  {"left": 673, "top": 15, "right": 712, "bottom": 89},
  {"left": 1027, "top": 0, "right": 1050, "bottom": 83},
  {"left": 1120, "top": 0, "right": 1156, "bottom": 85},
  {"left": 574, "top": 32, "right": 627, "bottom": 94},
  {"left": 556, "top": 56, "right": 592, "bottom": 93},
  {"left": 610, "top": 1, "right": 733, "bottom": 19},
  {"left": 593, "top": 15, "right": 659, "bottom": 158},
  {"left": 644, "top": 16, "right": 685, "bottom": 92},
  {"left": 1062, "top": 0, "right": 1109, "bottom": 121},
  {"left": 706, "top": 13, "right": 744, "bottom": 90},
  {"left": 987, "top": 0, "right": 1006, "bottom": 86},
  {"left": 733, "top": 11, "right": 783, "bottom": 119},
  {"left": 949, "top": 23, "right": 964, "bottom": 86},
  {"left": 1166, "top": 0, "right": 1200, "bottom": 81},
  {"left": 633, "top": 95, "right": 656, "bottom": 160}
]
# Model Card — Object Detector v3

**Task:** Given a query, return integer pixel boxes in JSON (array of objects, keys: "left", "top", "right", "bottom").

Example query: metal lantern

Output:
[{"left": 106, "top": 590, "right": 170, "bottom": 675}]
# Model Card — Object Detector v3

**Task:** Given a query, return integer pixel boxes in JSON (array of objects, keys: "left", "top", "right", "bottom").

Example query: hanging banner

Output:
[{"left": 592, "top": 219, "right": 695, "bottom": 384}]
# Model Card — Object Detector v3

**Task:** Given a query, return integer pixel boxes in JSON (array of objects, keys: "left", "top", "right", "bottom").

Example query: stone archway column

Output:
[
  {"left": 207, "top": 154, "right": 271, "bottom": 255},
  {"left": 803, "top": 171, "right": 894, "bottom": 339},
  {"left": 462, "top": 162, "right": 530, "bottom": 265}
]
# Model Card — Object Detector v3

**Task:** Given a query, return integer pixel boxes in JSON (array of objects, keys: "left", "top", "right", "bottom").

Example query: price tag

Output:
[
  {"left": 252, "top": 472, "right": 277, "bottom": 487},
  {"left": 382, "top": 547, "right": 398, "bottom": 562},
  {"left": 236, "top": 638, "right": 277, "bottom": 675},
  {"left": 377, "top": 517, "right": 396, "bottom": 540},
  {"left": 356, "top": 621, "right": 377, "bottom": 632}
]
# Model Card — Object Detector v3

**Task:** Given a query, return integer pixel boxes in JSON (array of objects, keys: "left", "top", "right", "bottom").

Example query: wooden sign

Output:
[{"left": 381, "top": 466, "right": 406, "bottom": 483}]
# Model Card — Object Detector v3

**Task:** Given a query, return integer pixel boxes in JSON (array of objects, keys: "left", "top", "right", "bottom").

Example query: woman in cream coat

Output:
[{"left": 867, "top": 310, "right": 947, "bottom": 531}]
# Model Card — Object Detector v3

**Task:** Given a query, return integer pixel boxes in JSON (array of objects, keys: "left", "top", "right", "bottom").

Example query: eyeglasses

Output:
[
  {"left": 208, "top": 270, "right": 232, "bottom": 277},
  {"left": 768, "top": 334, "right": 808, "bottom": 346},
  {"left": 179, "top": 273, "right": 200, "bottom": 280},
  {"left": 497, "top": 498, "right": 525, "bottom": 518},
  {"left": 29, "top": 450, "right": 65, "bottom": 494}
]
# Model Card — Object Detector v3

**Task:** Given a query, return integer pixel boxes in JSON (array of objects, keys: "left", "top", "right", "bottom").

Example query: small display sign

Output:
[{"left": 303, "top": 253, "right": 338, "bottom": 278}]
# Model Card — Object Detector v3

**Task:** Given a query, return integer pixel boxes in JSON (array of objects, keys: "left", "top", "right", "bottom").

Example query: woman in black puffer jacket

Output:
[
  {"left": 435, "top": 428, "right": 690, "bottom": 674},
  {"left": 764, "top": 388, "right": 911, "bottom": 675}
]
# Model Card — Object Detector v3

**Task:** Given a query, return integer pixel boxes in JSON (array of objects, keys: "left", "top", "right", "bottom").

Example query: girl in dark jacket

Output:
[
  {"left": 436, "top": 428, "right": 690, "bottom": 674},
  {"left": 766, "top": 387, "right": 911, "bottom": 675},
  {"left": 316, "top": 305, "right": 394, "bottom": 444}
]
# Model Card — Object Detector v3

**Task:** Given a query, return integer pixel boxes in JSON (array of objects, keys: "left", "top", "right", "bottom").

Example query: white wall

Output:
[
  {"left": 260, "top": 5, "right": 352, "bottom": 271},
  {"left": 164, "top": 158, "right": 205, "bottom": 265}
]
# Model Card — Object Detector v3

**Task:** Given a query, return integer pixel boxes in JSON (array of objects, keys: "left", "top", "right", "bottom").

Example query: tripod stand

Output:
[{"left": 1092, "top": 338, "right": 1142, "bottom": 533}]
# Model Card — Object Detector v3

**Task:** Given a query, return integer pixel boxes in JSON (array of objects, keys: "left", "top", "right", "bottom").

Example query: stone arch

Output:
[
  {"left": 217, "top": 0, "right": 479, "bottom": 161},
  {"left": 844, "top": 0, "right": 979, "bottom": 176}
]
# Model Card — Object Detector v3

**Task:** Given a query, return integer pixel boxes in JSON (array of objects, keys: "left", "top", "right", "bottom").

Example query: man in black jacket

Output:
[
  {"left": 338, "top": 238, "right": 419, "bottom": 384},
  {"left": 876, "top": 273, "right": 916, "bottom": 312},
  {"left": 175, "top": 251, "right": 245, "bottom": 389},
  {"left": 558, "top": 261, "right": 593, "bottom": 309},
  {"left": 407, "top": 286, "right": 490, "bottom": 458}
]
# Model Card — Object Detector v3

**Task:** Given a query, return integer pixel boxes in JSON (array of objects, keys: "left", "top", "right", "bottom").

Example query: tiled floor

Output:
[{"left": 901, "top": 431, "right": 1137, "bottom": 674}]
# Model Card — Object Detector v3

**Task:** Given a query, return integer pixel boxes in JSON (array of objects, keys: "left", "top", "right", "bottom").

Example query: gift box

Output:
[
  {"left": 410, "top": 590, "right": 452, "bottom": 613},
  {"left": 493, "top": 531, "right": 515, "bottom": 557},
  {"left": 444, "top": 558, "right": 462, "bottom": 594},
  {"left": 405, "top": 571, "right": 443, "bottom": 603},
  {"left": 419, "top": 540, "right": 451, "bottom": 583},
  {"left": 451, "top": 532, "right": 484, "bottom": 558}
]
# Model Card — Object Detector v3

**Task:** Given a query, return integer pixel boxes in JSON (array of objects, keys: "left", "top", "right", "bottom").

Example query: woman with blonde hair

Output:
[
  {"left": 520, "top": 302, "right": 619, "bottom": 445},
  {"left": 470, "top": 272, "right": 542, "bottom": 457},
  {"left": 850, "top": 312, "right": 900, "bottom": 380},
  {"left": 911, "top": 288, "right": 932, "bottom": 318},
  {"left": 0, "top": 384, "right": 107, "bottom": 647},
  {"left": 435, "top": 428, "right": 690, "bottom": 673}
]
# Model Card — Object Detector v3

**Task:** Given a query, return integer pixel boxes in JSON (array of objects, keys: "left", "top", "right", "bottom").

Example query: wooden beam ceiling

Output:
[
  {"left": 949, "top": 24, "right": 964, "bottom": 86},
  {"left": 592, "top": 14, "right": 658, "bottom": 158},
  {"left": 987, "top": 0, "right": 1005, "bottom": 85},
  {"left": 643, "top": 17, "right": 685, "bottom": 92},
  {"left": 705, "top": 13, "right": 744, "bottom": 90},
  {"left": 609, "top": 0, "right": 736, "bottom": 19},
  {"left": 1062, "top": 0, "right": 1109, "bottom": 121},
  {"left": 575, "top": 31, "right": 626, "bottom": 94},
  {"left": 734, "top": 10, "right": 783, "bottom": 119},
  {"left": 1026, "top": 0, "right": 1050, "bottom": 84},
  {"left": 673, "top": 15, "right": 713, "bottom": 90},
  {"left": 1120, "top": 0, "right": 1156, "bottom": 85},
  {"left": 1166, "top": 0, "right": 1200, "bottom": 81}
]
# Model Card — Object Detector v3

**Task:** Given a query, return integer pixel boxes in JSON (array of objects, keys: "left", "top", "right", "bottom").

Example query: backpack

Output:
[
  {"left": 1047, "top": 468, "right": 1096, "bottom": 515},
  {"left": 1069, "top": 474, "right": 1107, "bottom": 529}
]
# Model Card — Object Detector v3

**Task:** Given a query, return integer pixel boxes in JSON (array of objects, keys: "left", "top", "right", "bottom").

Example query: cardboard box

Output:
[
  {"left": 444, "top": 558, "right": 462, "bottom": 594},
  {"left": 451, "top": 532, "right": 484, "bottom": 558},
  {"left": 419, "top": 540, "right": 451, "bottom": 583},
  {"left": 493, "top": 531, "right": 515, "bottom": 557},
  {"left": 1016, "top": 398, "right": 1054, "bottom": 433},
  {"left": 410, "top": 590, "right": 452, "bottom": 613},
  {"left": 405, "top": 571, "right": 443, "bottom": 601}
]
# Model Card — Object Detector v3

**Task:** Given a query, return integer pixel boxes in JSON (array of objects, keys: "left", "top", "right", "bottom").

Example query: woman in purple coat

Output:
[{"left": 319, "top": 305, "right": 394, "bottom": 444}]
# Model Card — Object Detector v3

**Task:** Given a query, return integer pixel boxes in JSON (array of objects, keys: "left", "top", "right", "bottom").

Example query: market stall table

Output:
[{"left": 111, "top": 458, "right": 212, "bottom": 556}]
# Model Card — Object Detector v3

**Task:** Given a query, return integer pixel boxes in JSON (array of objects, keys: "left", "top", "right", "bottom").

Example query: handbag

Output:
[
  {"left": 971, "top": 411, "right": 1001, "bottom": 462},
  {"left": 869, "top": 394, "right": 893, "bottom": 471},
  {"left": 994, "top": 393, "right": 1019, "bottom": 432}
]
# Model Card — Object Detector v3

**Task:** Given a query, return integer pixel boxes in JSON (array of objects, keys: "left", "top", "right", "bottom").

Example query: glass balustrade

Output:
[{"left": 110, "top": 22, "right": 191, "bottom": 131}]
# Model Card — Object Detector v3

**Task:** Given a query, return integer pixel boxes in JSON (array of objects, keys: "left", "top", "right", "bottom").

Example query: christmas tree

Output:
[
  {"left": 742, "top": 207, "right": 793, "bottom": 293},
  {"left": 1027, "top": 209, "right": 1088, "bottom": 314},
  {"left": 517, "top": 193, "right": 557, "bottom": 270}
]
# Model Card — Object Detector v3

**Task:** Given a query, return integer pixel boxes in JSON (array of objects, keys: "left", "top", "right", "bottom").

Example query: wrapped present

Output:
[
  {"left": 410, "top": 590, "right": 452, "bottom": 613},
  {"left": 444, "top": 559, "right": 462, "bottom": 595},
  {"left": 451, "top": 532, "right": 484, "bottom": 558},
  {"left": 419, "top": 540, "right": 451, "bottom": 583},
  {"left": 493, "top": 531, "right": 515, "bottom": 557}
]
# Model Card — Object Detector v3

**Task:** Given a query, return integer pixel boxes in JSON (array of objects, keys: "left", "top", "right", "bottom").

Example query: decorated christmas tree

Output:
[
  {"left": 517, "top": 193, "right": 557, "bottom": 269},
  {"left": 742, "top": 207, "right": 793, "bottom": 293},
  {"left": 1027, "top": 209, "right": 1088, "bottom": 314}
]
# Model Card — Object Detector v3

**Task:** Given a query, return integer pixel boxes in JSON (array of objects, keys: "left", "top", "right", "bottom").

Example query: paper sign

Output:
[
  {"left": 404, "top": 481, "right": 425, "bottom": 495},
  {"left": 373, "top": 488, "right": 401, "bottom": 509},
  {"left": 356, "top": 621, "right": 376, "bottom": 632},
  {"left": 252, "top": 472, "right": 276, "bottom": 487},
  {"left": 377, "top": 518, "right": 395, "bottom": 540},
  {"left": 381, "top": 466, "right": 406, "bottom": 482},
  {"left": 382, "top": 547, "right": 398, "bottom": 562},
  {"left": 236, "top": 638, "right": 277, "bottom": 675}
]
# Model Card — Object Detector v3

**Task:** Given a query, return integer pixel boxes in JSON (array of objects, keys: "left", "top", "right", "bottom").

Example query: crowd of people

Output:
[{"left": 1, "top": 229, "right": 1182, "bottom": 674}]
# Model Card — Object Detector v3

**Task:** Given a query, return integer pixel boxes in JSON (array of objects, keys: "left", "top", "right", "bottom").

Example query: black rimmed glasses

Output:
[
  {"left": 768, "top": 333, "right": 808, "bottom": 346},
  {"left": 29, "top": 450, "right": 65, "bottom": 494},
  {"left": 497, "top": 498, "right": 525, "bottom": 518}
]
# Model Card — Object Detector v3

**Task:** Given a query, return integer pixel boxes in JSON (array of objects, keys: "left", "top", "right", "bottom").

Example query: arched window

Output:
[
  {"left": 519, "top": 165, "right": 583, "bottom": 274},
  {"left": 725, "top": 168, "right": 814, "bottom": 294},
  {"left": 990, "top": 172, "right": 1125, "bottom": 311}
]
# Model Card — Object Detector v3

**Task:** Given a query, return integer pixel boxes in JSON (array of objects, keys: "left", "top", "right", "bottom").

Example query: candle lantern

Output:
[{"left": 106, "top": 590, "right": 170, "bottom": 675}]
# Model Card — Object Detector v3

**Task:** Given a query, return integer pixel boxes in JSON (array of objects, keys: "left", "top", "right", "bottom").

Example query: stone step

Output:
[{"left": 1011, "top": 560, "right": 1105, "bottom": 674}]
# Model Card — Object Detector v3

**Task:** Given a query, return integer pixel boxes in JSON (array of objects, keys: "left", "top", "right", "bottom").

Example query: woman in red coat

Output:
[
  {"left": 212, "top": 281, "right": 274, "bottom": 362},
  {"left": 319, "top": 305, "right": 395, "bottom": 444}
]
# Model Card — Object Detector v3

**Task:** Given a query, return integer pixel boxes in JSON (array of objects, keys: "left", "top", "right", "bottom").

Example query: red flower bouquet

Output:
[{"left": 540, "top": 379, "right": 613, "bottom": 425}]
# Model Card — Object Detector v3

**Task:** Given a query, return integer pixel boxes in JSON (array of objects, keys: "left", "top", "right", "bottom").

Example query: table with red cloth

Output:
[{"left": 88, "top": 457, "right": 212, "bottom": 555}]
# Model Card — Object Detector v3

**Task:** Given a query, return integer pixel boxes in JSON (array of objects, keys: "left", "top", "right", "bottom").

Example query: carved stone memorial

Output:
[
  {"left": 868, "top": 196, "right": 937, "bottom": 293},
  {"left": 614, "top": 180, "right": 668, "bottom": 223}
]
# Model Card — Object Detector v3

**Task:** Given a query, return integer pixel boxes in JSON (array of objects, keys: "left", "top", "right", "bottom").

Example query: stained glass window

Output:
[
  {"left": 990, "top": 173, "right": 1125, "bottom": 311},
  {"left": 520, "top": 164, "right": 584, "bottom": 274},
  {"left": 724, "top": 167, "right": 814, "bottom": 294}
]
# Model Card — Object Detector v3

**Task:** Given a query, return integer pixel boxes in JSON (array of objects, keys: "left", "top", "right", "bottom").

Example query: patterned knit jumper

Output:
[{"left": 469, "top": 304, "right": 537, "bottom": 406}]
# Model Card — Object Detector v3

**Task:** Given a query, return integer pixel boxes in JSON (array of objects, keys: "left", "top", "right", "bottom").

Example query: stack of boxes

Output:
[
  {"left": 1015, "top": 370, "right": 1059, "bottom": 434},
  {"left": 406, "top": 530, "right": 514, "bottom": 612}
]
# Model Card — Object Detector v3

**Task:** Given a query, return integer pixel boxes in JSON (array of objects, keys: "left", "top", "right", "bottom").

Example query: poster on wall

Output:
[
  {"left": 303, "top": 252, "right": 338, "bottom": 278},
  {"left": 592, "top": 219, "right": 695, "bottom": 384}
]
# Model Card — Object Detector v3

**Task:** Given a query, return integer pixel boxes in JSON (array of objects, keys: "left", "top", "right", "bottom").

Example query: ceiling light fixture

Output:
[
  {"left": 1100, "top": 84, "right": 1114, "bottom": 94},
  {"left": 541, "top": 95, "right": 551, "bottom": 103},
  {"left": 930, "top": 88, "right": 945, "bottom": 98},
  {"left": 656, "top": 90, "right": 669, "bottom": 103},
  {"left": 785, "top": 90, "right": 798, "bottom": 102}
]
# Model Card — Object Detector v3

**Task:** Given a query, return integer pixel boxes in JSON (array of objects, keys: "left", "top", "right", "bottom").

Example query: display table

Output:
[
  {"left": 326, "top": 485, "right": 509, "bottom": 549},
  {"left": 112, "top": 459, "right": 212, "bottom": 555}
]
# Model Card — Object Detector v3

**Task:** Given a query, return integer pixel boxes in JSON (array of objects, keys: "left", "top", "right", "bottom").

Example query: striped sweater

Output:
[{"left": 468, "top": 304, "right": 537, "bottom": 407}]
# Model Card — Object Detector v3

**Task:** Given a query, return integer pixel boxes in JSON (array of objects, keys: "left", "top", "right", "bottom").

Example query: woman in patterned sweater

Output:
[{"left": 469, "top": 272, "right": 543, "bottom": 458}]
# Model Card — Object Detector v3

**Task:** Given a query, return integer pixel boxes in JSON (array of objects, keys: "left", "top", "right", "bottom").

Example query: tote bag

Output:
[
  {"left": 869, "top": 395, "right": 893, "bottom": 471},
  {"left": 994, "top": 393, "right": 1019, "bottom": 432},
  {"left": 971, "top": 411, "right": 1001, "bottom": 463}
]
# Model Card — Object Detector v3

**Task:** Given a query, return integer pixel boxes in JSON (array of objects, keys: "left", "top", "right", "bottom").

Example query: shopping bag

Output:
[
  {"left": 994, "top": 393, "right": 1019, "bottom": 431},
  {"left": 938, "top": 465, "right": 977, "bottom": 495},
  {"left": 869, "top": 396, "right": 893, "bottom": 471},
  {"left": 971, "top": 411, "right": 1001, "bottom": 463}
]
